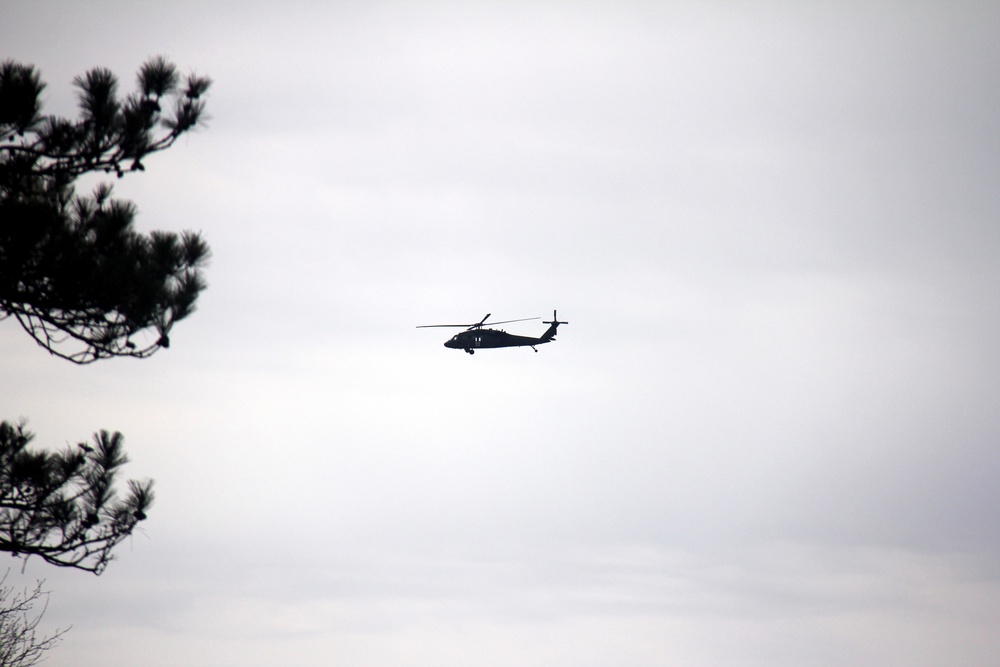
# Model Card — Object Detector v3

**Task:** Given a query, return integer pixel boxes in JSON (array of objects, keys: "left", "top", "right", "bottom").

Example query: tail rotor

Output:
[
  {"left": 540, "top": 310, "right": 568, "bottom": 341},
  {"left": 543, "top": 310, "right": 568, "bottom": 326}
]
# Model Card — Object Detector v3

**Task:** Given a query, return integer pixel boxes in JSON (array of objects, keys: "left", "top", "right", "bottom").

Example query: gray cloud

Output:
[{"left": 4, "top": 1, "right": 1000, "bottom": 665}]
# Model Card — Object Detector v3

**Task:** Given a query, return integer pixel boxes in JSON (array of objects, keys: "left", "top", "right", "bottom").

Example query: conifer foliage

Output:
[
  {"left": 0, "top": 57, "right": 212, "bottom": 577},
  {"left": 0, "top": 421, "right": 153, "bottom": 575},
  {"left": 0, "top": 56, "right": 211, "bottom": 363}
]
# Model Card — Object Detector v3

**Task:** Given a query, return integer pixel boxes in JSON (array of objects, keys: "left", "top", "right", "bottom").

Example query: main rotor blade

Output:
[
  {"left": 417, "top": 313, "right": 492, "bottom": 329},
  {"left": 485, "top": 317, "right": 540, "bottom": 326},
  {"left": 417, "top": 315, "right": 540, "bottom": 329}
]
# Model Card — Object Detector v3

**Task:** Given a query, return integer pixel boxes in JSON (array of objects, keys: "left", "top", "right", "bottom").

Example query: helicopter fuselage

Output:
[{"left": 444, "top": 328, "right": 551, "bottom": 352}]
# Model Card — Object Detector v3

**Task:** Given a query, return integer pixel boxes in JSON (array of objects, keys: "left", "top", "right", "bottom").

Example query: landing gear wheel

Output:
[{"left": 465, "top": 348, "right": 475, "bottom": 355}]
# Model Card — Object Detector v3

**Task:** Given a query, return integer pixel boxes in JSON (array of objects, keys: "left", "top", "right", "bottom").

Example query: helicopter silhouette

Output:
[{"left": 418, "top": 310, "right": 568, "bottom": 354}]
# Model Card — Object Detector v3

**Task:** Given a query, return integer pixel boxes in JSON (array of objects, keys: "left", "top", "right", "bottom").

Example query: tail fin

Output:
[{"left": 540, "top": 310, "right": 568, "bottom": 341}]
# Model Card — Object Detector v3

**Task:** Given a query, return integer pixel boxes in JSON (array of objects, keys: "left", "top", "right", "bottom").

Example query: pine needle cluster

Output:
[{"left": 0, "top": 56, "right": 211, "bottom": 363}]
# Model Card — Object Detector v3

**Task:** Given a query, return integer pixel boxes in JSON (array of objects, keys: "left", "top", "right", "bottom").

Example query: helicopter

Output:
[{"left": 417, "top": 310, "right": 568, "bottom": 354}]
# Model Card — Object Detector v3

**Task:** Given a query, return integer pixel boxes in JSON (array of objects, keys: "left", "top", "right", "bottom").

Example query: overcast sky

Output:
[{"left": 3, "top": 2, "right": 1000, "bottom": 666}]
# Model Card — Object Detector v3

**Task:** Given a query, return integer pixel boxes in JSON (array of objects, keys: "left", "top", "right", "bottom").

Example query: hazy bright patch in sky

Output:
[{"left": 3, "top": 1, "right": 1000, "bottom": 666}]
